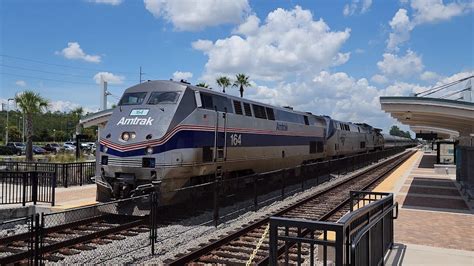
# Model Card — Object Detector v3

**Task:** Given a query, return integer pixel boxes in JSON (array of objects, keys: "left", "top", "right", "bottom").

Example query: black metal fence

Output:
[
  {"left": 0, "top": 161, "right": 95, "bottom": 187},
  {"left": 155, "top": 147, "right": 405, "bottom": 227},
  {"left": 0, "top": 171, "right": 56, "bottom": 206},
  {"left": 0, "top": 195, "right": 151, "bottom": 265},
  {"left": 268, "top": 191, "right": 398, "bottom": 266}
]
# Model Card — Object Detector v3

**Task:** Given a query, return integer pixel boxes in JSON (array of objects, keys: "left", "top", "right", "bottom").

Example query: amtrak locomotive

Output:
[{"left": 97, "top": 80, "right": 413, "bottom": 203}]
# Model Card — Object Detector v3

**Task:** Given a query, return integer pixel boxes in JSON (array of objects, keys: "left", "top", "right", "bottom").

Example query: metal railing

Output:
[
  {"left": 0, "top": 171, "right": 56, "bottom": 206},
  {"left": 0, "top": 161, "right": 95, "bottom": 187},
  {"left": 155, "top": 147, "right": 404, "bottom": 227},
  {"left": 269, "top": 191, "right": 397, "bottom": 265}
]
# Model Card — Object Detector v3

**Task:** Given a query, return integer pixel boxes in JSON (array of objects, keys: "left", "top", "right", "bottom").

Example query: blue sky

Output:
[{"left": 1, "top": 0, "right": 473, "bottom": 132}]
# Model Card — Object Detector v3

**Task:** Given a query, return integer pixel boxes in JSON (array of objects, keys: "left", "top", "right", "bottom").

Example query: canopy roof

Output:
[{"left": 380, "top": 96, "right": 474, "bottom": 138}]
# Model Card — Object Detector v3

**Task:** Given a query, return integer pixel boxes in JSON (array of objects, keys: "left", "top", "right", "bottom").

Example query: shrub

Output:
[{"left": 0, "top": 146, "right": 14, "bottom": 155}]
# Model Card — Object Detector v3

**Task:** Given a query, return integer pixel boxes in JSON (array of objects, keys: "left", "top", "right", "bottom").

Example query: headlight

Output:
[
  {"left": 121, "top": 132, "right": 130, "bottom": 141},
  {"left": 131, "top": 132, "right": 136, "bottom": 139},
  {"left": 103, "top": 146, "right": 108, "bottom": 152},
  {"left": 146, "top": 146, "right": 153, "bottom": 155}
]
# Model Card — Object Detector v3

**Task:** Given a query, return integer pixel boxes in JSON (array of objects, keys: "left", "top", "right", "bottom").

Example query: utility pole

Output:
[
  {"left": 139, "top": 66, "right": 145, "bottom": 83},
  {"left": 5, "top": 98, "right": 14, "bottom": 144}
]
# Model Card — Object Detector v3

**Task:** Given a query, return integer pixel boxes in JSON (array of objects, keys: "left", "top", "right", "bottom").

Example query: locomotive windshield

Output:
[
  {"left": 119, "top": 92, "right": 147, "bottom": 105},
  {"left": 147, "top": 91, "right": 180, "bottom": 104}
]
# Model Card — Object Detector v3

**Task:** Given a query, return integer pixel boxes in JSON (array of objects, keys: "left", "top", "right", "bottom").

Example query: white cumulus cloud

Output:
[
  {"left": 343, "top": 0, "right": 373, "bottom": 16},
  {"left": 93, "top": 72, "right": 125, "bottom": 84},
  {"left": 194, "top": 6, "right": 351, "bottom": 82},
  {"left": 56, "top": 42, "right": 101, "bottom": 63},
  {"left": 172, "top": 71, "right": 193, "bottom": 81},
  {"left": 387, "top": 1, "right": 473, "bottom": 50},
  {"left": 15, "top": 80, "right": 27, "bottom": 87},
  {"left": 143, "top": 0, "right": 251, "bottom": 31},
  {"left": 377, "top": 50, "right": 424, "bottom": 78},
  {"left": 371, "top": 74, "right": 388, "bottom": 84},
  {"left": 88, "top": 0, "right": 122, "bottom": 5},
  {"left": 420, "top": 71, "right": 440, "bottom": 81}
]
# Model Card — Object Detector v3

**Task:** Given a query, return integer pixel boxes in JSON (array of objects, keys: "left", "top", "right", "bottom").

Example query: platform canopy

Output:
[
  {"left": 380, "top": 96, "right": 474, "bottom": 143},
  {"left": 79, "top": 108, "right": 113, "bottom": 128}
]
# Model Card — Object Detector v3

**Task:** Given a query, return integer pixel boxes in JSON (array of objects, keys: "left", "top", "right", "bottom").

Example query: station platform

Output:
[
  {"left": 375, "top": 150, "right": 474, "bottom": 265},
  {"left": 0, "top": 184, "right": 97, "bottom": 220}
]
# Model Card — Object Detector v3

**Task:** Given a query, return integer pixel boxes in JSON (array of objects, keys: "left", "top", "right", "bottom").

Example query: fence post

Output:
[
  {"left": 79, "top": 163, "right": 83, "bottom": 186},
  {"left": 269, "top": 219, "right": 277, "bottom": 266},
  {"left": 213, "top": 179, "right": 220, "bottom": 227},
  {"left": 64, "top": 164, "right": 68, "bottom": 188},
  {"left": 253, "top": 174, "right": 258, "bottom": 211},
  {"left": 150, "top": 192, "right": 157, "bottom": 255},
  {"left": 32, "top": 172, "right": 38, "bottom": 205},
  {"left": 54, "top": 164, "right": 58, "bottom": 188},
  {"left": 22, "top": 172, "right": 27, "bottom": 206},
  {"left": 33, "top": 213, "right": 40, "bottom": 266},
  {"left": 51, "top": 172, "right": 56, "bottom": 206},
  {"left": 280, "top": 170, "right": 285, "bottom": 200}
]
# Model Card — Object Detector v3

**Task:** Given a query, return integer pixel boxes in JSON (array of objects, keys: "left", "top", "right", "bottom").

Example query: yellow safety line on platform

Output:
[
  {"left": 51, "top": 200, "right": 98, "bottom": 210},
  {"left": 372, "top": 151, "right": 421, "bottom": 193},
  {"left": 321, "top": 151, "right": 421, "bottom": 242},
  {"left": 246, "top": 224, "right": 270, "bottom": 266}
]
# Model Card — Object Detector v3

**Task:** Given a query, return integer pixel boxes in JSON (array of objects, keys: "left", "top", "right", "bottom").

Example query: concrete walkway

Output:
[{"left": 373, "top": 150, "right": 474, "bottom": 265}]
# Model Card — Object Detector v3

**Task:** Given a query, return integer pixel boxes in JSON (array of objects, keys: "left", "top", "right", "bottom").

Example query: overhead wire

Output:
[
  {"left": 1, "top": 72, "right": 128, "bottom": 87},
  {"left": 0, "top": 54, "right": 136, "bottom": 74}
]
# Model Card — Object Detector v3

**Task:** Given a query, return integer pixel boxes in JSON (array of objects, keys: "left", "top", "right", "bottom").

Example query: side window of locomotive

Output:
[
  {"left": 266, "top": 107, "right": 275, "bottom": 120},
  {"left": 233, "top": 100, "right": 243, "bottom": 115},
  {"left": 303, "top": 116, "right": 309, "bottom": 125},
  {"left": 243, "top": 102, "right": 252, "bottom": 116},
  {"left": 317, "top": 141, "right": 324, "bottom": 153},
  {"left": 200, "top": 93, "right": 214, "bottom": 109},
  {"left": 147, "top": 91, "right": 180, "bottom": 104},
  {"left": 119, "top": 92, "right": 147, "bottom": 105},
  {"left": 200, "top": 93, "right": 233, "bottom": 112},
  {"left": 252, "top": 104, "right": 267, "bottom": 119},
  {"left": 310, "top": 141, "right": 324, "bottom": 154}
]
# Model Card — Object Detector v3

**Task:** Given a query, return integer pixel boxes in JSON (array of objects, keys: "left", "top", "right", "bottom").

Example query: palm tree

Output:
[
  {"left": 14, "top": 91, "right": 49, "bottom": 161},
  {"left": 196, "top": 82, "right": 210, "bottom": 89},
  {"left": 216, "top": 76, "right": 231, "bottom": 93},
  {"left": 233, "top": 74, "right": 250, "bottom": 97}
]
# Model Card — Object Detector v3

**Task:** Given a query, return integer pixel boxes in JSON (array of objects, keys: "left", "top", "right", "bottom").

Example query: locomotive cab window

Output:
[
  {"left": 147, "top": 91, "right": 180, "bottom": 104},
  {"left": 119, "top": 92, "right": 147, "bottom": 105}
]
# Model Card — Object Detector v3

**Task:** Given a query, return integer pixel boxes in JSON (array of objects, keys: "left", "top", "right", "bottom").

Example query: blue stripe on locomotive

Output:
[{"left": 102, "top": 130, "right": 324, "bottom": 157}]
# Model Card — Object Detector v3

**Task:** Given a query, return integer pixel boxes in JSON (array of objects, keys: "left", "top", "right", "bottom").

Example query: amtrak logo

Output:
[{"left": 117, "top": 117, "right": 154, "bottom": 126}]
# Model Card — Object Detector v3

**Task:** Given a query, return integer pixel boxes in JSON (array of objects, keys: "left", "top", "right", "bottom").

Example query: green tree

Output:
[
  {"left": 196, "top": 82, "right": 209, "bottom": 88},
  {"left": 8, "top": 126, "right": 21, "bottom": 142},
  {"left": 233, "top": 74, "right": 250, "bottom": 97},
  {"left": 216, "top": 76, "right": 231, "bottom": 93},
  {"left": 389, "top": 125, "right": 411, "bottom": 138},
  {"left": 15, "top": 91, "right": 49, "bottom": 161}
]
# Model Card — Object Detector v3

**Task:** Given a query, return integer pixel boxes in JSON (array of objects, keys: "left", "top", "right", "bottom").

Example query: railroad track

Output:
[
  {"left": 169, "top": 150, "right": 414, "bottom": 265},
  {"left": 0, "top": 214, "right": 148, "bottom": 264}
]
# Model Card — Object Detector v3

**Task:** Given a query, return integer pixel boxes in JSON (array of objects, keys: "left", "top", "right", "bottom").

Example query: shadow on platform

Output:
[
  {"left": 418, "top": 154, "right": 436, "bottom": 168},
  {"left": 401, "top": 177, "right": 469, "bottom": 213}
]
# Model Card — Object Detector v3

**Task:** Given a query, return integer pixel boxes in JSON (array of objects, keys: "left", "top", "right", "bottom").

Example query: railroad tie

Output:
[{"left": 246, "top": 224, "right": 270, "bottom": 266}]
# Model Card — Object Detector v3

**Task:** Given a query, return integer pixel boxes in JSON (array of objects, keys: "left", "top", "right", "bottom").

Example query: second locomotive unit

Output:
[{"left": 97, "top": 80, "right": 412, "bottom": 204}]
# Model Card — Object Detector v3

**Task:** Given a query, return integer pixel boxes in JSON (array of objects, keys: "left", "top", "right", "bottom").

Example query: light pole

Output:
[
  {"left": 5, "top": 98, "right": 14, "bottom": 144},
  {"left": 53, "top": 129, "right": 56, "bottom": 143}
]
